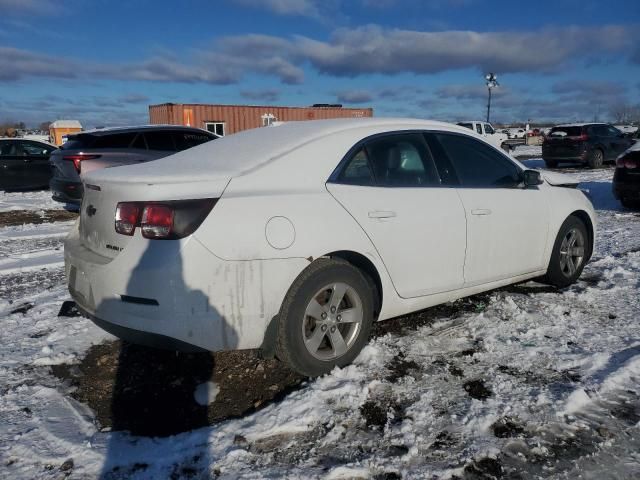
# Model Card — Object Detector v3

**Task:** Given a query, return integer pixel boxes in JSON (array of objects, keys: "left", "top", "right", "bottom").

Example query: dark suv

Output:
[
  {"left": 613, "top": 145, "right": 640, "bottom": 208},
  {"left": 49, "top": 125, "right": 218, "bottom": 204},
  {"left": 542, "top": 123, "right": 634, "bottom": 169}
]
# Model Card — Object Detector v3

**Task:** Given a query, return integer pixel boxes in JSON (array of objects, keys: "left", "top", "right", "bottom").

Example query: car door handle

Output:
[
  {"left": 471, "top": 208, "right": 492, "bottom": 216},
  {"left": 368, "top": 210, "right": 396, "bottom": 219}
]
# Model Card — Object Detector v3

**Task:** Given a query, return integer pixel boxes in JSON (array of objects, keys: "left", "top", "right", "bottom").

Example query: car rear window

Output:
[
  {"left": 549, "top": 126, "right": 583, "bottom": 137},
  {"left": 173, "top": 131, "right": 215, "bottom": 151},
  {"left": 61, "top": 135, "right": 94, "bottom": 150},
  {"left": 92, "top": 132, "right": 137, "bottom": 149},
  {"left": 145, "top": 131, "right": 176, "bottom": 151}
]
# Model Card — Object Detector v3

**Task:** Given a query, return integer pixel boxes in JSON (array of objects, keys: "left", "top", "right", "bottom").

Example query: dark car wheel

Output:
[
  {"left": 541, "top": 216, "right": 590, "bottom": 288},
  {"left": 275, "top": 258, "right": 374, "bottom": 377},
  {"left": 587, "top": 148, "right": 604, "bottom": 169},
  {"left": 544, "top": 159, "right": 558, "bottom": 168}
]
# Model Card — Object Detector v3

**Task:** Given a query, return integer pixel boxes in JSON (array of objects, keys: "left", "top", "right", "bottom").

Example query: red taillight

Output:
[
  {"left": 141, "top": 205, "right": 174, "bottom": 239},
  {"left": 63, "top": 154, "right": 101, "bottom": 173},
  {"left": 114, "top": 199, "right": 217, "bottom": 239},
  {"left": 617, "top": 157, "right": 638, "bottom": 169},
  {"left": 115, "top": 202, "right": 142, "bottom": 236}
]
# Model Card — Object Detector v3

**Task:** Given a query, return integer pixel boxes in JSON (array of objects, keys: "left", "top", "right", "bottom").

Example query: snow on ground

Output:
[
  {"left": 512, "top": 144, "right": 542, "bottom": 158},
  {"left": 0, "top": 189, "right": 61, "bottom": 212},
  {"left": 1, "top": 163, "right": 639, "bottom": 479}
]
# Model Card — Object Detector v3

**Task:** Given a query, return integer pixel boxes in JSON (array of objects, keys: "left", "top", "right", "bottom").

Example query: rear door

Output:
[
  {"left": 0, "top": 141, "right": 22, "bottom": 189},
  {"left": 21, "top": 141, "right": 55, "bottom": 187},
  {"left": 426, "top": 132, "right": 549, "bottom": 286},
  {"left": 327, "top": 132, "right": 467, "bottom": 298}
]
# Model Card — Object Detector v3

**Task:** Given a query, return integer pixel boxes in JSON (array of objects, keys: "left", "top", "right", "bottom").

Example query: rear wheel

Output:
[
  {"left": 541, "top": 216, "right": 590, "bottom": 288},
  {"left": 275, "top": 258, "right": 374, "bottom": 377},
  {"left": 587, "top": 149, "right": 604, "bottom": 169},
  {"left": 544, "top": 159, "right": 558, "bottom": 168}
]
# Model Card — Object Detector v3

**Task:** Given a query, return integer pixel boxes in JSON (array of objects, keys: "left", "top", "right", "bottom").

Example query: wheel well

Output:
[
  {"left": 570, "top": 210, "right": 594, "bottom": 261},
  {"left": 327, "top": 250, "right": 382, "bottom": 319}
]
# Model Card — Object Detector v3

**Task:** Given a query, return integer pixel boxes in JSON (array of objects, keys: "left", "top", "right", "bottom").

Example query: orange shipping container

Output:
[{"left": 148, "top": 103, "right": 373, "bottom": 136}]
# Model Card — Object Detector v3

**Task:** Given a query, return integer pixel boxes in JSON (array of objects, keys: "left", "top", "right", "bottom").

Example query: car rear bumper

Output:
[
  {"left": 542, "top": 155, "right": 587, "bottom": 163},
  {"left": 50, "top": 178, "right": 83, "bottom": 204},
  {"left": 64, "top": 225, "right": 307, "bottom": 352},
  {"left": 612, "top": 172, "right": 640, "bottom": 200}
]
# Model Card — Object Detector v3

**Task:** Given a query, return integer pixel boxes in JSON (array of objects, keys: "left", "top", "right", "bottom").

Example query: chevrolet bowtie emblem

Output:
[{"left": 86, "top": 204, "right": 97, "bottom": 217}]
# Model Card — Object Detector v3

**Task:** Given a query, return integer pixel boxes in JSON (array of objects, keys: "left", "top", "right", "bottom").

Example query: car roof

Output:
[
  {"left": 553, "top": 123, "right": 608, "bottom": 128},
  {"left": 87, "top": 117, "right": 475, "bottom": 185},
  {"left": 78, "top": 125, "right": 215, "bottom": 136},
  {"left": 0, "top": 137, "right": 53, "bottom": 145}
]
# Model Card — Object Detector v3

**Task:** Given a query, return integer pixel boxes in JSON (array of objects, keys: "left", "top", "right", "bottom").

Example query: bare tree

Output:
[{"left": 610, "top": 103, "right": 640, "bottom": 124}]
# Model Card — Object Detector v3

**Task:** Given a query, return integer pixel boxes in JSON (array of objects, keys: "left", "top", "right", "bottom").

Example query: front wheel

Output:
[
  {"left": 275, "top": 259, "right": 374, "bottom": 377},
  {"left": 541, "top": 216, "right": 590, "bottom": 288}
]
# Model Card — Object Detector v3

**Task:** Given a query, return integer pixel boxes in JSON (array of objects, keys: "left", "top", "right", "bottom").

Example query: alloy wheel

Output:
[
  {"left": 301, "top": 282, "right": 363, "bottom": 361},
  {"left": 559, "top": 228, "right": 585, "bottom": 277}
]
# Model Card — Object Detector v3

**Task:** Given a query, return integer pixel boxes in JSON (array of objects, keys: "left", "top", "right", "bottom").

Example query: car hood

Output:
[{"left": 541, "top": 170, "right": 580, "bottom": 187}]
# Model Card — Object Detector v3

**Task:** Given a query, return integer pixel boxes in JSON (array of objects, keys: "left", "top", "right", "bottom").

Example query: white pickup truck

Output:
[{"left": 457, "top": 121, "right": 510, "bottom": 151}]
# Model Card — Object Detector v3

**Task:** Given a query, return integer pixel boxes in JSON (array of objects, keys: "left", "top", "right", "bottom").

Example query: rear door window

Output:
[
  {"left": 336, "top": 148, "right": 375, "bottom": 186},
  {"left": 0, "top": 141, "right": 17, "bottom": 156},
  {"left": 429, "top": 132, "right": 521, "bottom": 188},
  {"left": 476, "top": 124, "right": 483, "bottom": 135},
  {"left": 145, "top": 131, "right": 176, "bottom": 151},
  {"left": 22, "top": 141, "right": 54, "bottom": 156},
  {"left": 364, "top": 133, "right": 440, "bottom": 187}
]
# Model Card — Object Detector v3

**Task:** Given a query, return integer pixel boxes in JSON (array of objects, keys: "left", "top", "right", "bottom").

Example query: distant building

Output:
[
  {"left": 49, "top": 120, "right": 82, "bottom": 146},
  {"left": 148, "top": 103, "right": 373, "bottom": 136}
]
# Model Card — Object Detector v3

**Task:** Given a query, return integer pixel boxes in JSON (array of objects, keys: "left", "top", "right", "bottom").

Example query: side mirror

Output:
[{"left": 523, "top": 169, "right": 543, "bottom": 187}]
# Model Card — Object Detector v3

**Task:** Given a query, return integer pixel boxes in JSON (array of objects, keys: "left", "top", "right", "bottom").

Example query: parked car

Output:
[
  {"left": 542, "top": 123, "right": 634, "bottom": 168},
  {"left": 65, "top": 118, "right": 596, "bottom": 376},
  {"left": 507, "top": 128, "right": 526, "bottom": 139},
  {"left": 0, "top": 138, "right": 56, "bottom": 190},
  {"left": 49, "top": 125, "right": 218, "bottom": 204},
  {"left": 613, "top": 143, "right": 640, "bottom": 208},
  {"left": 456, "top": 121, "right": 510, "bottom": 151}
]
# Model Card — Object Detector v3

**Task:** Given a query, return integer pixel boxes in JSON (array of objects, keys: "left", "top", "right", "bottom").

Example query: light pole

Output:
[{"left": 485, "top": 73, "right": 499, "bottom": 123}]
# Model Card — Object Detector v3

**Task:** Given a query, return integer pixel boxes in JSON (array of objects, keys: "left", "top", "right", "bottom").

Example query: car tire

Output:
[
  {"left": 501, "top": 143, "right": 511, "bottom": 153},
  {"left": 544, "top": 159, "right": 558, "bottom": 168},
  {"left": 587, "top": 148, "right": 604, "bottom": 169},
  {"left": 275, "top": 258, "right": 375, "bottom": 377},
  {"left": 541, "top": 216, "right": 590, "bottom": 288}
]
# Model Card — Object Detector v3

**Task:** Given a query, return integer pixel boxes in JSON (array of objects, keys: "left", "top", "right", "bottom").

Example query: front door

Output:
[
  {"left": 327, "top": 132, "right": 467, "bottom": 298},
  {"left": 426, "top": 132, "right": 549, "bottom": 286}
]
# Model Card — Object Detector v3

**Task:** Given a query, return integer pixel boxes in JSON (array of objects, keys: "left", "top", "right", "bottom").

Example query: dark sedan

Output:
[
  {"left": 613, "top": 145, "right": 640, "bottom": 208},
  {"left": 0, "top": 138, "right": 56, "bottom": 190},
  {"left": 542, "top": 123, "right": 634, "bottom": 169}
]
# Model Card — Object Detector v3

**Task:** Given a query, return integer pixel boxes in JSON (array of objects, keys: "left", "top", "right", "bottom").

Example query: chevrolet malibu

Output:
[{"left": 65, "top": 118, "right": 596, "bottom": 376}]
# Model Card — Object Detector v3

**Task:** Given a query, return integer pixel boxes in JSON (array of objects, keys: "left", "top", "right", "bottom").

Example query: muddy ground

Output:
[
  {"left": 0, "top": 209, "right": 78, "bottom": 227},
  {"left": 50, "top": 288, "right": 532, "bottom": 438}
]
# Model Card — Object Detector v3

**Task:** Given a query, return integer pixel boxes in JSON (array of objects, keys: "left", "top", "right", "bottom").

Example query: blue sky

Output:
[{"left": 1, "top": 0, "right": 639, "bottom": 128}]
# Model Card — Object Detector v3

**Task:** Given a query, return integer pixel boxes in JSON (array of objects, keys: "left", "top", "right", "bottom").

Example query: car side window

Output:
[
  {"left": 430, "top": 133, "right": 522, "bottom": 188},
  {"left": 607, "top": 125, "right": 621, "bottom": 137},
  {"left": 365, "top": 133, "right": 440, "bottom": 187},
  {"left": 0, "top": 142, "right": 16, "bottom": 156},
  {"left": 484, "top": 124, "right": 494, "bottom": 134},
  {"left": 336, "top": 148, "right": 375, "bottom": 186},
  {"left": 475, "top": 124, "right": 483, "bottom": 135},
  {"left": 22, "top": 142, "right": 52, "bottom": 156}
]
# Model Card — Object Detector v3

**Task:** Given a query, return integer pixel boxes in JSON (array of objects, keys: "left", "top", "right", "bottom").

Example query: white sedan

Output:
[{"left": 65, "top": 118, "right": 595, "bottom": 376}]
